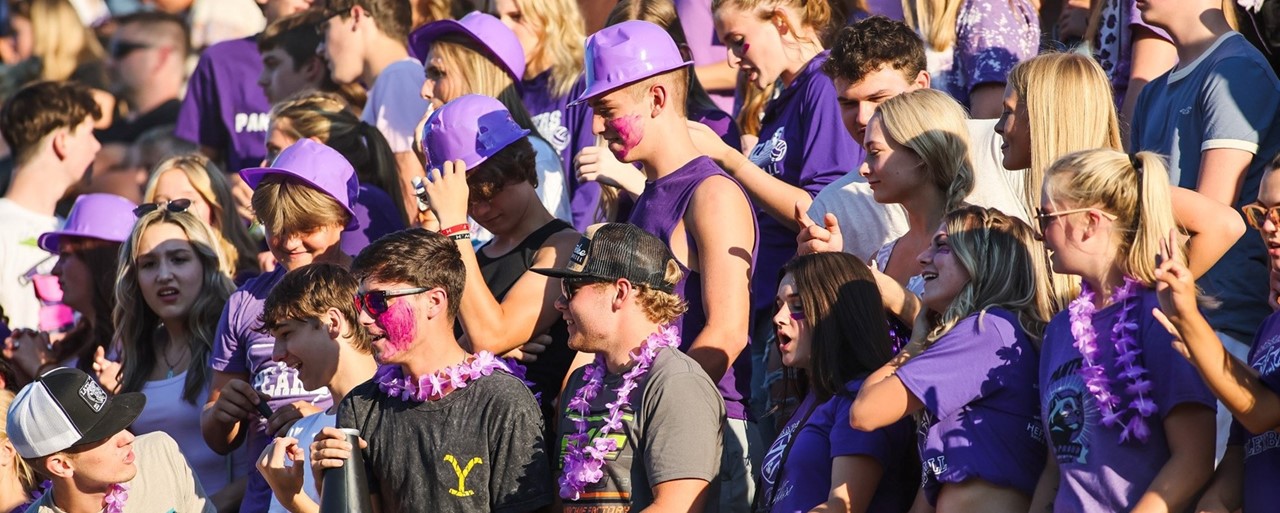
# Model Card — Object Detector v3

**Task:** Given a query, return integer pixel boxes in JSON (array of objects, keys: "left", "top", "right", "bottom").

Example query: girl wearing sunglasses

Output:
[
  {"left": 1153, "top": 158, "right": 1280, "bottom": 512},
  {"left": 1031, "top": 149, "right": 1216, "bottom": 512},
  {"left": 760, "top": 252, "right": 916, "bottom": 513},
  {"left": 113, "top": 208, "right": 247, "bottom": 507},
  {"left": 200, "top": 139, "right": 357, "bottom": 513},
  {"left": 852, "top": 205, "right": 1051, "bottom": 512}
]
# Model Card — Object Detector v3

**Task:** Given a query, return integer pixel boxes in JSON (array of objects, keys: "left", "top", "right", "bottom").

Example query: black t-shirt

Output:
[{"left": 339, "top": 372, "right": 554, "bottom": 513}]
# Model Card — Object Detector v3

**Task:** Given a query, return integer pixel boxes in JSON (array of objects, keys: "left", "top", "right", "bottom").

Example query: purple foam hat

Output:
[
  {"left": 37, "top": 193, "right": 137, "bottom": 253},
  {"left": 420, "top": 94, "right": 531, "bottom": 173},
  {"left": 571, "top": 20, "right": 693, "bottom": 106},
  {"left": 239, "top": 139, "right": 361, "bottom": 230},
  {"left": 409, "top": 12, "right": 526, "bottom": 89}
]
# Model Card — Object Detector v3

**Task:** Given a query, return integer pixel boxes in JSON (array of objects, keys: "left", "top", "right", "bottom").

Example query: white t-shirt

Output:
[
  {"left": 0, "top": 199, "right": 58, "bottom": 329},
  {"left": 965, "top": 118, "right": 1029, "bottom": 222},
  {"left": 362, "top": 58, "right": 430, "bottom": 154},
  {"left": 267, "top": 411, "right": 335, "bottom": 513},
  {"left": 132, "top": 370, "right": 248, "bottom": 496},
  {"left": 531, "top": 136, "right": 572, "bottom": 223}
]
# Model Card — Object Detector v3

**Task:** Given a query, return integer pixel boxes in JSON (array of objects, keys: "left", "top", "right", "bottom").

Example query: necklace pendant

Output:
[{"left": 166, "top": 368, "right": 173, "bottom": 379}]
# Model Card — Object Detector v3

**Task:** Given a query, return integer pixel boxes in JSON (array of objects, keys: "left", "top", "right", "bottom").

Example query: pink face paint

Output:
[
  {"left": 605, "top": 114, "right": 644, "bottom": 159},
  {"left": 375, "top": 300, "right": 417, "bottom": 359}
]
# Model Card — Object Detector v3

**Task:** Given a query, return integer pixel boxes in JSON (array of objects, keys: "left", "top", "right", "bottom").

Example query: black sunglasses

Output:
[
  {"left": 560, "top": 277, "right": 610, "bottom": 301},
  {"left": 354, "top": 287, "right": 430, "bottom": 317},
  {"left": 109, "top": 40, "right": 154, "bottom": 59},
  {"left": 133, "top": 198, "right": 192, "bottom": 218}
]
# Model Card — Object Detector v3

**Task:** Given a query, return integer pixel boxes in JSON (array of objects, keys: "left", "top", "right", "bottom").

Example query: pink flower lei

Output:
[
  {"left": 374, "top": 351, "right": 537, "bottom": 402},
  {"left": 1069, "top": 276, "right": 1156, "bottom": 443},
  {"left": 558, "top": 325, "right": 681, "bottom": 500},
  {"left": 103, "top": 483, "right": 129, "bottom": 513}
]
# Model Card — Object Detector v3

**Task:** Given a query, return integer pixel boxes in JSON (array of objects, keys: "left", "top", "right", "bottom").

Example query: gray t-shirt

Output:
[
  {"left": 1133, "top": 31, "right": 1280, "bottom": 341},
  {"left": 338, "top": 371, "right": 553, "bottom": 513},
  {"left": 556, "top": 347, "right": 725, "bottom": 513},
  {"left": 28, "top": 432, "right": 213, "bottom": 513}
]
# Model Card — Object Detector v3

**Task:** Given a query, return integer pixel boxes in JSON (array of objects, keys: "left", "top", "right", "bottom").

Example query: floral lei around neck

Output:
[
  {"left": 558, "top": 325, "right": 681, "bottom": 500},
  {"left": 373, "top": 351, "right": 537, "bottom": 403},
  {"left": 1069, "top": 276, "right": 1157, "bottom": 443},
  {"left": 29, "top": 480, "right": 128, "bottom": 513}
]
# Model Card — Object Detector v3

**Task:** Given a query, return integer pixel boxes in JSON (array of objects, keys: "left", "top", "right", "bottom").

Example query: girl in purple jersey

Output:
[{"left": 852, "top": 205, "right": 1052, "bottom": 512}]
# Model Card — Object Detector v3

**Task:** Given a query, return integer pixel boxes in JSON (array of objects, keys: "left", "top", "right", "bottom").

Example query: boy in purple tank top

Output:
[{"left": 573, "top": 20, "right": 761, "bottom": 511}]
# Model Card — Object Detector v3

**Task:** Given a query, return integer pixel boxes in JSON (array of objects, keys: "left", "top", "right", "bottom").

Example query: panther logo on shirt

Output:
[
  {"left": 1044, "top": 358, "right": 1095, "bottom": 465},
  {"left": 748, "top": 127, "right": 787, "bottom": 176}
]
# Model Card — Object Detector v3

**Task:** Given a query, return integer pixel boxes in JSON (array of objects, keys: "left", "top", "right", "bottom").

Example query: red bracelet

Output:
[{"left": 439, "top": 223, "right": 470, "bottom": 236}]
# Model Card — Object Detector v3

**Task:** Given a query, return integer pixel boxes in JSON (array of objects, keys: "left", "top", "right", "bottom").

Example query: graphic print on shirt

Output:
[
  {"left": 532, "top": 111, "right": 571, "bottom": 152},
  {"left": 251, "top": 361, "right": 331, "bottom": 402},
  {"left": 235, "top": 111, "right": 269, "bottom": 134},
  {"left": 1043, "top": 357, "right": 1096, "bottom": 465},
  {"left": 444, "top": 454, "right": 483, "bottom": 497},
  {"left": 915, "top": 408, "right": 947, "bottom": 485},
  {"left": 761, "top": 418, "right": 802, "bottom": 505},
  {"left": 1247, "top": 336, "right": 1280, "bottom": 459},
  {"left": 749, "top": 127, "right": 788, "bottom": 176}
]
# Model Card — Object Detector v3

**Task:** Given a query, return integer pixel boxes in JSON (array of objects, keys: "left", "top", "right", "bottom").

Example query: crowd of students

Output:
[{"left": 0, "top": 0, "right": 1276, "bottom": 512}]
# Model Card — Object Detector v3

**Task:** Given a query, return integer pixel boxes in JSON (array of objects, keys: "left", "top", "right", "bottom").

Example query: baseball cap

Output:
[
  {"left": 7, "top": 367, "right": 145, "bottom": 459},
  {"left": 531, "top": 223, "right": 678, "bottom": 293}
]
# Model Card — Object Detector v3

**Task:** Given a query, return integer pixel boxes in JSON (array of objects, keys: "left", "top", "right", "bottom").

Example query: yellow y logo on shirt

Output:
[{"left": 444, "top": 454, "right": 483, "bottom": 497}]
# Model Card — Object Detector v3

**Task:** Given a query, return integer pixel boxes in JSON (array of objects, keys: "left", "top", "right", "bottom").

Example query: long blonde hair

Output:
[
  {"left": 711, "top": 0, "right": 836, "bottom": 44},
  {"left": 0, "top": 389, "right": 36, "bottom": 492},
  {"left": 497, "top": 0, "right": 585, "bottom": 98},
  {"left": 143, "top": 154, "right": 259, "bottom": 277},
  {"left": 19, "top": 0, "right": 106, "bottom": 82},
  {"left": 902, "top": 0, "right": 962, "bottom": 52},
  {"left": 114, "top": 210, "right": 235, "bottom": 404},
  {"left": 875, "top": 88, "right": 974, "bottom": 212},
  {"left": 432, "top": 37, "right": 540, "bottom": 132},
  {"left": 1044, "top": 149, "right": 1184, "bottom": 287},
  {"left": 927, "top": 205, "right": 1053, "bottom": 346}
]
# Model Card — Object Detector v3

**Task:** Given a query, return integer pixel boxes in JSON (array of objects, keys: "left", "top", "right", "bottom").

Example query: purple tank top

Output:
[{"left": 628, "top": 156, "right": 756, "bottom": 420}]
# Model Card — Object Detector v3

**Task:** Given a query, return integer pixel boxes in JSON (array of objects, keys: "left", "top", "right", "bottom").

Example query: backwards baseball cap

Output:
[
  {"left": 239, "top": 139, "right": 361, "bottom": 230},
  {"left": 7, "top": 367, "right": 145, "bottom": 459},
  {"left": 571, "top": 20, "right": 693, "bottom": 106},
  {"left": 531, "top": 223, "right": 678, "bottom": 293},
  {"left": 37, "top": 193, "right": 137, "bottom": 253}
]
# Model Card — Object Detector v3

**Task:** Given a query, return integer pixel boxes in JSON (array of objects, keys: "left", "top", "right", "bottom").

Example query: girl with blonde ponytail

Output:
[{"left": 1031, "top": 149, "right": 1216, "bottom": 512}]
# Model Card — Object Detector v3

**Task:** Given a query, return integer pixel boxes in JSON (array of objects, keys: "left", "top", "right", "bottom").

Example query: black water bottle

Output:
[{"left": 318, "top": 428, "right": 375, "bottom": 513}]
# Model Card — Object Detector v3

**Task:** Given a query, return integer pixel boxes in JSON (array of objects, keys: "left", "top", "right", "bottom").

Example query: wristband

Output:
[
  {"left": 449, "top": 232, "right": 471, "bottom": 241},
  {"left": 439, "top": 223, "right": 470, "bottom": 236}
]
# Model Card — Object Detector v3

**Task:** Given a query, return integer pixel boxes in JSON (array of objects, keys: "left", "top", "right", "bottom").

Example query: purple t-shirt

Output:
[
  {"left": 212, "top": 267, "right": 333, "bottom": 513},
  {"left": 340, "top": 183, "right": 405, "bottom": 257},
  {"left": 895, "top": 308, "right": 1045, "bottom": 504},
  {"left": 930, "top": 0, "right": 1039, "bottom": 107},
  {"left": 523, "top": 71, "right": 599, "bottom": 231},
  {"left": 761, "top": 380, "right": 917, "bottom": 513},
  {"left": 628, "top": 156, "right": 756, "bottom": 420},
  {"left": 1230, "top": 311, "right": 1280, "bottom": 511},
  {"left": 1039, "top": 288, "right": 1215, "bottom": 512},
  {"left": 176, "top": 36, "right": 271, "bottom": 174},
  {"left": 747, "top": 50, "right": 858, "bottom": 309}
]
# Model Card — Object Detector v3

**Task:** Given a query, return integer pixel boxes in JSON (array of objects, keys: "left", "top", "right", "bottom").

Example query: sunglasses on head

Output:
[
  {"left": 354, "top": 287, "right": 430, "bottom": 317},
  {"left": 1243, "top": 203, "right": 1280, "bottom": 230},
  {"left": 133, "top": 198, "right": 192, "bottom": 218}
]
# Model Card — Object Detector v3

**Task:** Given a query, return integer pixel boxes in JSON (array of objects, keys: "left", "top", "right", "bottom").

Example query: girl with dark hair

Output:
[{"left": 760, "top": 251, "right": 917, "bottom": 512}]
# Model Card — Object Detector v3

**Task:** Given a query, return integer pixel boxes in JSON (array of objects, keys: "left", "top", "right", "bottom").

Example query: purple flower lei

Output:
[
  {"left": 558, "top": 325, "right": 681, "bottom": 500},
  {"left": 103, "top": 483, "right": 129, "bottom": 513},
  {"left": 374, "top": 351, "right": 536, "bottom": 402},
  {"left": 1069, "top": 276, "right": 1156, "bottom": 443}
]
